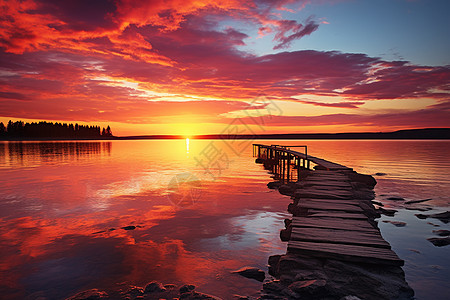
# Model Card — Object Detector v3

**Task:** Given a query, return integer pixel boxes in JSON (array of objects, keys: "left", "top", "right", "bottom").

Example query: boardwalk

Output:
[{"left": 253, "top": 144, "right": 404, "bottom": 266}]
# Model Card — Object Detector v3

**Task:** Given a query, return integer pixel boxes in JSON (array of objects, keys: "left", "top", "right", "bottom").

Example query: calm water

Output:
[{"left": 0, "top": 140, "right": 449, "bottom": 299}]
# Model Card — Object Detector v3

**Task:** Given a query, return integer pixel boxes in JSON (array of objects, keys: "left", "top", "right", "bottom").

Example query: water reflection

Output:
[
  {"left": 0, "top": 141, "right": 111, "bottom": 167},
  {"left": 0, "top": 140, "right": 448, "bottom": 299},
  {"left": 0, "top": 140, "right": 289, "bottom": 299},
  {"left": 186, "top": 138, "right": 190, "bottom": 154}
]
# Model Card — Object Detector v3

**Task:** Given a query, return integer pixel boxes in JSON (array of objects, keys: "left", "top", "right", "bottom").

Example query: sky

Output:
[{"left": 0, "top": 0, "right": 449, "bottom": 136}]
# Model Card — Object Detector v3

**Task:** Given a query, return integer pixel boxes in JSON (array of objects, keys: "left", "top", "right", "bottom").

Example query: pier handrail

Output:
[
  {"left": 253, "top": 143, "right": 351, "bottom": 172},
  {"left": 266, "top": 144, "right": 308, "bottom": 161}
]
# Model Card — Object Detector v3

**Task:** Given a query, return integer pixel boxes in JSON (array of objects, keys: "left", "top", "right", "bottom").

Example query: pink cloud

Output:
[{"left": 237, "top": 103, "right": 450, "bottom": 129}]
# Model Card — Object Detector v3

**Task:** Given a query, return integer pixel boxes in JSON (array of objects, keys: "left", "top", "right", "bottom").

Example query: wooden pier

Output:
[
  {"left": 252, "top": 144, "right": 351, "bottom": 183},
  {"left": 253, "top": 143, "right": 404, "bottom": 266}
]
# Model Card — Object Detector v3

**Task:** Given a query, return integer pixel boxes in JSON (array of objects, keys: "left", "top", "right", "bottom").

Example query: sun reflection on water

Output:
[{"left": 186, "top": 138, "right": 190, "bottom": 154}]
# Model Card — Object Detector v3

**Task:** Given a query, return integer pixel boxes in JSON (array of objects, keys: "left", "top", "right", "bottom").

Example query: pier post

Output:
[{"left": 287, "top": 153, "right": 290, "bottom": 182}]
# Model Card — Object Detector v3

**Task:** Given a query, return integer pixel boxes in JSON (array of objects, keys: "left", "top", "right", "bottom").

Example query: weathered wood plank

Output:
[
  {"left": 296, "top": 201, "right": 363, "bottom": 212},
  {"left": 310, "top": 175, "right": 345, "bottom": 179},
  {"left": 300, "top": 181, "right": 353, "bottom": 188},
  {"left": 313, "top": 170, "right": 347, "bottom": 175},
  {"left": 287, "top": 241, "right": 404, "bottom": 266},
  {"left": 299, "top": 186, "right": 354, "bottom": 193},
  {"left": 296, "top": 198, "right": 361, "bottom": 207},
  {"left": 292, "top": 217, "right": 378, "bottom": 232},
  {"left": 291, "top": 227, "right": 390, "bottom": 249},
  {"left": 307, "top": 210, "right": 368, "bottom": 220},
  {"left": 295, "top": 189, "right": 354, "bottom": 200}
]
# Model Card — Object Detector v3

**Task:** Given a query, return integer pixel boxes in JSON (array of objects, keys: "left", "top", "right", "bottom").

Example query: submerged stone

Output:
[
  {"left": 144, "top": 281, "right": 166, "bottom": 293},
  {"left": 121, "top": 285, "right": 144, "bottom": 297},
  {"left": 267, "top": 181, "right": 282, "bottom": 189},
  {"left": 288, "top": 279, "right": 327, "bottom": 296},
  {"left": 382, "top": 220, "right": 407, "bottom": 227},
  {"left": 180, "top": 284, "right": 196, "bottom": 294},
  {"left": 232, "top": 267, "right": 265, "bottom": 282},
  {"left": 415, "top": 211, "right": 450, "bottom": 223},
  {"left": 432, "top": 229, "right": 450, "bottom": 236},
  {"left": 405, "top": 198, "right": 432, "bottom": 205},
  {"left": 387, "top": 196, "right": 405, "bottom": 201},
  {"left": 66, "top": 289, "right": 108, "bottom": 300},
  {"left": 378, "top": 207, "right": 397, "bottom": 217},
  {"left": 427, "top": 236, "right": 450, "bottom": 247}
]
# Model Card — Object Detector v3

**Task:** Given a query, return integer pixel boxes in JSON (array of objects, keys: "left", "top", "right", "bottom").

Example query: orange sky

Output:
[{"left": 0, "top": 0, "right": 449, "bottom": 136}]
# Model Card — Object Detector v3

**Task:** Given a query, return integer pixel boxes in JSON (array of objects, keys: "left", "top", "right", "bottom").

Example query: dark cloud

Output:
[
  {"left": 35, "top": 0, "right": 118, "bottom": 31},
  {"left": 273, "top": 19, "right": 320, "bottom": 50},
  {"left": 0, "top": 91, "right": 29, "bottom": 101}
]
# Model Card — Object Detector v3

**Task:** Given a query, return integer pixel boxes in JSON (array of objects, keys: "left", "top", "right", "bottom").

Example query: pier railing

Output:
[{"left": 253, "top": 144, "right": 352, "bottom": 183}]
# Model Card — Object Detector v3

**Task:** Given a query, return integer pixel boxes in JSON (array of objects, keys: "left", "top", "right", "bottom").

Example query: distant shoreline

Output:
[{"left": 1, "top": 128, "right": 449, "bottom": 141}]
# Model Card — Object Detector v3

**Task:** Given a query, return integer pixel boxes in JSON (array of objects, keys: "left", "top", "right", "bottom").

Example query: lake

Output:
[{"left": 0, "top": 140, "right": 449, "bottom": 299}]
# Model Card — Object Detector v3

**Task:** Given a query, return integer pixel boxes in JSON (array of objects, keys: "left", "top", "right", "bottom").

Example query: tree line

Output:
[{"left": 0, "top": 120, "right": 113, "bottom": 139}]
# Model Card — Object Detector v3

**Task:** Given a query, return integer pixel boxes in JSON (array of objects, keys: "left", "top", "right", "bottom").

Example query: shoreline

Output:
[{"left": 0, "top": 128, "right": 449, "bottom": 141}]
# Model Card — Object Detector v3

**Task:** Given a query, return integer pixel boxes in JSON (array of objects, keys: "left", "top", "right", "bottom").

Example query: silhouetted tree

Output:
[
  {"left": 0, "top": 122, "right": 5, "bottom": 136},
  {"left": 106, "top": 125, "right": 112, "bottom": 137},
  {"left": 0, "top": 120, "right": 113, "bottom": 139}
]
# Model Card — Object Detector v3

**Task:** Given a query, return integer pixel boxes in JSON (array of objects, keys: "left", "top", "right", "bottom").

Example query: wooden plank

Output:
[
  {"left": 297, "top": 202, "right": 364, "bottom": 213},
  {"left": 300, "top": 181, "right": 353, "bottom": 188},
  {"left": 291, "top": 227, "right": 390, "bottom": 249},
  {"left": 307, "top": 210, "right": 368, "bottom": 219},
  {"left": 299, "top": 186, "right": 353, "bottom": 193},
  {"left": 292, "top": 187, "right": 353, "bottom": 200},
  {"left": 287, "top": 241, "right": 404, "bottom": 266},
  {"left": 313, "top": 170, "right": 346, "bottom": 175},
  {"left": 292, "top": 217, "right": 378, "bottom": 232},
  {"left": 307, "top": 173, "right": 349, "bottom": 178},
  {"left": 308, "top": 175, "right": 348, "bottom": 179},
  {"left": 296, "top": 198, "right": 361, "bottom": 207},
  {"left": 301, "top": 187, "right": 354, "bottom": 194},
  {"left": 295, "top": 189, "right": 354, "bottom": 200},
  {"left": 296, "top": 201, "right": 363, "bottom": 213}
]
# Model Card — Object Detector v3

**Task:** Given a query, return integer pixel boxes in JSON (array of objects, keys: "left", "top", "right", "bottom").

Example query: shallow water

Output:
[{"left": 0, "top": 140, "right": 449, "bottom": 299}]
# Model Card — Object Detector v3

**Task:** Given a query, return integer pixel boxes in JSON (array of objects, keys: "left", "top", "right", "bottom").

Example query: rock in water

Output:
[
  {"left": 232, "top": 267, "right": 265, "bottom": 282},
  {"left": 387, "top": 196, "right": 405, "bottom": 201},
  {"left": 144, "top": 281, "right": 166, "bottom": 293},
  {"left": 427, "top": 237, "right": 450, "bottom": 247},
  {"left": 121, "top": 286, "right": 144, "bottom": 297},
  {"left": 378, "top": 207, "right": 397, "bottom": 217},
  {"left": 288, "top": 279, "right": 327, "bottom": 296},
  {"left": 432, "top": 230, "right": 450, "bottom": 236},
  {"left": 415, "top": 211, "right": 450, "bottom": 223},
  {"left": 278, "top": 184, "right": 296, "bottom": 196},
  {"left": 405, "top": 198, "right": 432, "bottom": 205},
  {"left": 430, "top": 211, "right": 450, "bottom": 223},
  {"left": 66, "top": 289, "right": 108, "bottom": 300},
  {"left": 179, "top": 284, "right": 196, "bottom": 294},
  {"left": 267, "top": 181, "right": 282, "bottom": 189},
  {"left": 382, "top": 220, "right": 407, "bottom": 227}
]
